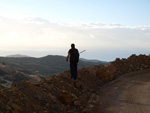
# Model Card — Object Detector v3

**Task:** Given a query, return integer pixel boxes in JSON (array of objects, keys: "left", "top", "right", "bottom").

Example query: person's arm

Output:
[{"left": 66, "top": 53, "right": 70, "bottom": 62}]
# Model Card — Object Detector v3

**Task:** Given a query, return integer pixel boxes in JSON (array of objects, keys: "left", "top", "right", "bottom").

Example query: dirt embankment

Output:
[{"left": 0, "top": 54, "right": 150, "bottom": 113}]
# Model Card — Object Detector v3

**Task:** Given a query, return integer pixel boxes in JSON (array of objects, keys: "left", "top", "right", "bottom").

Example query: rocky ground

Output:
[{"left": 0, "top": 54, "right": 150, "bottom": 113}]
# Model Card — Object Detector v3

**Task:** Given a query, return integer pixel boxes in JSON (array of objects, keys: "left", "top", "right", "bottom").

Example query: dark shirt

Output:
[{"left": 68, "top": 48, "right": 79, "bottom": 62}]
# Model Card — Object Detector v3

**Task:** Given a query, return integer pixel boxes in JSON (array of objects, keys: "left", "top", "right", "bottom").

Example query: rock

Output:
[
  {"left": 82, "top": 109, "right": 91, "bottom": 113},
  {"left": 73, "top": 100, "right": 80, "bottom": 106},
  {"left": 74, "top": 81, "right": 82, "bottom": 89},
  {"left": 71, "top": 94, "right": 78, "bottom": 100},
  {"left": 49, "top": 93, "right": 57, "bottom": 100},
  {"left": 60, "top": 90, "right": 73, "bottom": 105},
  {"left": 46, "top": 103, "right": 50, "bottom": 108},
  {"left": 96, "top": 63, "right": 117, "bottom": 82},
  {"left": 10, "top": 103, "right": 23, "bottom": 113}
]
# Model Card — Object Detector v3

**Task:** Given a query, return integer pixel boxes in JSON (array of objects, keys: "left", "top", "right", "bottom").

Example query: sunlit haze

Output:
[{"left": 0, "top": 0, "right": 150, "bottom": 61}]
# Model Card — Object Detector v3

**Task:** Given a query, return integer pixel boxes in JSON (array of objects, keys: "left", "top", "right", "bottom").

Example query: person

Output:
[{"left": 66, "top": 43, "right": 79, "bottom": 80}]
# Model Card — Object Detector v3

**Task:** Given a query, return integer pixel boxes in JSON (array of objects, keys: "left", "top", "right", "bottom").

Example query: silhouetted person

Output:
[{"left": 66, "top": 43, "right": 79, "bottom": 80}]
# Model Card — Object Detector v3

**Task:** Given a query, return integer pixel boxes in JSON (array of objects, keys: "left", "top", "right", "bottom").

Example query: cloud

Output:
[
  {"left": 19, "top": 17, "right": 50, "bottom": 24},
  {"left": 57, "top": 22, "right": 124, "bottom": 29},
  {"left": 90, "top": 34, "right": 95, "bottom": 39},
  {"left": 0, "top": 16, "right": 150, "bottom": 60}
]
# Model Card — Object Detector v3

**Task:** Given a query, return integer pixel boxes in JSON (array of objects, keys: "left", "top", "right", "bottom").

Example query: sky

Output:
[{"left": 0, "top": 0, "right": 150, "bottom": 61}]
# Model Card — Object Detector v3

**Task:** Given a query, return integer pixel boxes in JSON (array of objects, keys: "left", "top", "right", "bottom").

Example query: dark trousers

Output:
[{"left": 70, "top": 62, "right": 77, "bottom": 80}]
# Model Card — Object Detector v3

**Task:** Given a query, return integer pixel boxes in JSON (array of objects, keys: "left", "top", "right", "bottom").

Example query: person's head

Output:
[{"left": 71, "top": 43, "right": 75, "bottom": 48}]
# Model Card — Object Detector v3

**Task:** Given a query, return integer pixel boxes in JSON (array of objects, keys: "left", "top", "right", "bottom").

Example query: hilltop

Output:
[
  {"left": 0, "top": 54, "right": 150, "bottom": 112},
  {"left": 5, "top": 54, "right": 31, "bottom": 58}
]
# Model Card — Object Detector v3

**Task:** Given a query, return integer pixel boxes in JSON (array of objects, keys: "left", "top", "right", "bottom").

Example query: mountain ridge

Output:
[
  {"left": 0, "top": 54, "right": 108, "bottom": 76},
  {"left": 5, "top": 54, "right": 31, "bottom": 58}
]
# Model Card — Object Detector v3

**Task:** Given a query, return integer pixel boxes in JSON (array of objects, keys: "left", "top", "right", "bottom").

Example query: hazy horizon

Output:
[{"left": 0, "top": 0, "right": 150, "bottom": 61}]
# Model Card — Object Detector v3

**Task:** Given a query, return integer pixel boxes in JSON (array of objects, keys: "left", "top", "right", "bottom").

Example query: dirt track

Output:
[{"left": 86, "top": 69, "right": 150, "bottom": 113}]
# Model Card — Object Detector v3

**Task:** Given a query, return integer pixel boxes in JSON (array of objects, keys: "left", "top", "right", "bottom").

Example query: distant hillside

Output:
[
  {"left": 80, "top": 58, "right": 108, "bottom": 64},
  {"left": 0, "top": 55, "right": 108, "bottom": 76},
  {"left": 6, "top": 54, "right": 31, "bottom": 58}
]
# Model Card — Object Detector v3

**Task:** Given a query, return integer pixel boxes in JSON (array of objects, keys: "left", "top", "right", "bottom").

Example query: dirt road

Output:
[{"left": 86, "top": 69, "right": 150, "bottom": 113}]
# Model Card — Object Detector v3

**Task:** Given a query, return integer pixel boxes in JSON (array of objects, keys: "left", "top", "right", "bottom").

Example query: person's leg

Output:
[
  {"left": 74, "top": 62, "right": 77, "bottom": 80},
  {"left": 70, "top": 62, "right": 74, "bottom": 79},
  {"left": 70, "top": 62, "right": 78, "bottom": 80}
]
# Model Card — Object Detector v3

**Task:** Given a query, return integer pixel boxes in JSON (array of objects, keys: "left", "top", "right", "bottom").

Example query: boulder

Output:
[
  {"left": 96, "top": 63, "right": 117, "bottom": 82},
  {"left": 60, "top": 90, "right": 73, "bottom": 105}
]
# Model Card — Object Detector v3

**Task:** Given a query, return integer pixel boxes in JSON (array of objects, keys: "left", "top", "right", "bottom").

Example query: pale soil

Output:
[{"left": 86, "top": 69, "right": 150, "bottom": 113}]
